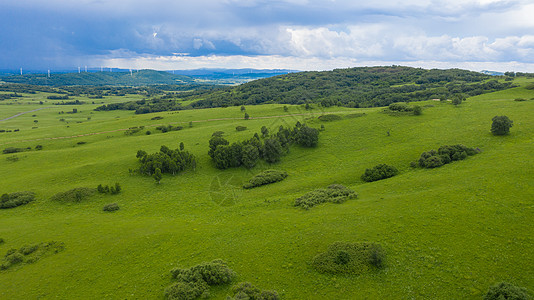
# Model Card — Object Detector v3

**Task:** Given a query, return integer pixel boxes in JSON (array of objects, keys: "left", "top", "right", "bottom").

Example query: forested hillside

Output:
[{"left": 191, "top": 66, "right": 513, "bottom": 108}]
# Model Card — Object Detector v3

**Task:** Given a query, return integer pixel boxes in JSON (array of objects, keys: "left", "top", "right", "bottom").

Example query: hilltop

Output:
[{"left": 0, "top": 69, "right": 194, "bottom": 86}]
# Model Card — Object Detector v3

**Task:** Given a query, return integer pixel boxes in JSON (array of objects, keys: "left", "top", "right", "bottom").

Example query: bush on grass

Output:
[
  {"left": 103, "top": 203, "right": 120, "bottom": 212},
  {"left": 294, "top": 184, "right": 356, "bottom": 209},
  {"left": 165, "top": 259, "right": 235, "bottom": 299},
  {"left": 418, "top": 144, "right": 479, "bottom": 169},
  {"left": 1, "top": 241, "right": 65, "bottom": 271},
  {"left": 484, "top": 282, "right": 531, "bottom": 300},
  {"left": 312, "top": 242, "right": 385, "bottom": 275},
  {"left": 228, "top": 282, "right": 280, "bottom": 300},
  {"left": 0, "top": 191, "right": 36, "bottom": 209},
  {"left": 50, "top": 187, "right": 96, "bottom": 203},
  {"left": 361, "top": 164, "right": 398, "bottom": 182},
  {"left": 243, "top": 170, "right": 288, "bottom": 189}
]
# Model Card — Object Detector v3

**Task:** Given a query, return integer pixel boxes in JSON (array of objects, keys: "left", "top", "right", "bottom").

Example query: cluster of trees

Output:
[
  {"left": 209, "top": 122, "right": 319, "bottom": 169},
  {"left": 97, "top": 183, "right": 121, "bottom": 195},
  {"left": 417, "top": 144, "right": 480, "bottom": 168},
  {"left": 47, "top": 95, "right": 69, "bottom": 100},
  {"left": 136, "top": 144, "right": 197, "bottom": 178}
]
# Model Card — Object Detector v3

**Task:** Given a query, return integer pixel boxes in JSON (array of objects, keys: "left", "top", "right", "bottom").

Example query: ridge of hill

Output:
[{"left": 0, "top": 69, "right": 195, "bottom": 86}]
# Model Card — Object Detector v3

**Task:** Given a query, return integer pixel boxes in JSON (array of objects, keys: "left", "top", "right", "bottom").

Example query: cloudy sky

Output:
[{"left": 2, "top": 0, "right": 534, "bottom": 71}]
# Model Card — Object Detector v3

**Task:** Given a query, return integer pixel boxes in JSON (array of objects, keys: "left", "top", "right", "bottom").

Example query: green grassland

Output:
[{"left": 0, "top": 82, "right": 533, "bottom": 299}]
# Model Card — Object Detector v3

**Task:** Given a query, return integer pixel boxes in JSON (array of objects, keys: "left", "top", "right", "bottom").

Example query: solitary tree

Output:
[
  {"left": 240, "top": 105, "right": 246, "bottom": 112},
  {"left": 244, "top": 113, "right": 250, "bottom": 120},
  {"left": 413, "top": 105, "right": 422, "bottom": 115},
  {"left": 491, "top": 115, "right": 513, "bottom": 135},
  {"left": 154, "top": 168, "right": 162, "bottom": 184}
]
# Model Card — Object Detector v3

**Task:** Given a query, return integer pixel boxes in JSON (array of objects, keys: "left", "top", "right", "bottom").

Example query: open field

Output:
[{"left": 0, "top": 84, "right": 533, "bottom": 299}]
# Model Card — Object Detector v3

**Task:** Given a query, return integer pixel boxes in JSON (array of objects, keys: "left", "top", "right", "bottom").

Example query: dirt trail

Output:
[
  {"left": 0, "top": 111, "right": 352, "bottom": 146},
  {"left": 0, "top": 107, "right": 52, "bottom": 122}
]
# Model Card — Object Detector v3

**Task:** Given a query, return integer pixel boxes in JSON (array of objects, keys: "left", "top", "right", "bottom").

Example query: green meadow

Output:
[{"left": 0, "top": 83, "right": 533, "bottom": 299}]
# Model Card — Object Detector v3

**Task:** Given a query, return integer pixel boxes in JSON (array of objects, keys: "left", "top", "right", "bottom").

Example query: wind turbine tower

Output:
[{"left": 20, "top": 68, "right": 22, "bottom": 75}]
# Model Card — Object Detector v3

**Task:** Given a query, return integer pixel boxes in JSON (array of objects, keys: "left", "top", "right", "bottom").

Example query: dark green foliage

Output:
[
  {"left": 418, "top": 144, "right": 479, "bottom": 168},
  {"left": 97, "top": 183, "right": 121, "bottom": 195},
  {"left": 1, "top": 241, "right": 65, "bottom": 271},
  {"left": 334, "top": 250, "right": 351, "bottom": 265},
  {"left": 50, "top": 187, "right": 96, "bottom": 202},
  {"left": 484, "top": 282, "right": 532, "bottom": 300},
  {"left": 241, "top": 144, "right": 260, "bottom": 169},
  {"left": 229, "top": 282, "right": 280, "bottom": 300},
  {"left": 35, "top": 144, "right": 43, "bottom": 150},
  {"left": 0, "top": 191, "right": 36, "bottom": 209},
  {"left": 361, "top": 164, "right": 399, "bottom": 182},
  {"left": 103, "top": 203, "right": 120, "bottom": 212},
  {"left": 156, "top": 124, "right": 183, "bottom": 133},
  {"left": 190, "top": 67, "right": 512, "bottom": 109},
  {"left": 294, "top": 125, "right": 319, "bottom": 147},
  {"left": 137, "top": 145, "right": 197, "bottom": 176},
  {"left": 261, "top": 126, "right": 269, "bottom": 137},
  {"left": 0, "top": 238, "right": 4, "bottom": 245},
  {"left": 452, "top": 94, "right": 465, "bottom": 105},
  {"left": 491, "top": 115, "right": 513, "bottom": 135},
  {"left": 262, "top": 138, "right": 282, "bottom": 163},
  {"left": 209, "top": 121, "right": 318, "bottom": 169},
  {"left": 514, "top": 98, "right": 527, "bottom": 101},
  {"left": 165, "top": 280, "right": 209, "bottom": 300},
  {"left": 243, "top": 170, "right": 288, "bottom": 189},
  {"left": 154, "top": 168, "right": 162, "bottom": 184},
  {"left": 312, "top": 242, "right": 385, "bottom": 275},
  {"left": 166, "top": 259, "right": 235, "bottom": 300},
  {"left": 236, "top": 126, "right": 247, "bottom": 131},
  {"left": 244, "top": 113, "right": 250, "bottom": 120},
  {"left": 388, "top": 102, "right": 413, "bottom": 112},
  {"left": 318, "top": 114, "right": 342, "bottom": 121},
  {"left": 208, "top": 136, "right": 229, "bottom": 158},
  {"left": 413, "top": 105, "right": 422, "bottom": 115},
  {"left": 294, "top": 184, "right": 357, "bottom": 209},
  {"left": 2, "top": 147, "right": 24, "bottom": 154}
]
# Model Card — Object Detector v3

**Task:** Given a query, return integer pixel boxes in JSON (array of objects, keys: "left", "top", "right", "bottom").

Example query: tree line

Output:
[{"left": 209, "top": 122, "right": 319, "bottom": 169}]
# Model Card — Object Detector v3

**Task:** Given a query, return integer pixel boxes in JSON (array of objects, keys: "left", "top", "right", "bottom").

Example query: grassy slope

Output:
[{"left": 0, "top": 84, "right": 533, "bottom": 299}]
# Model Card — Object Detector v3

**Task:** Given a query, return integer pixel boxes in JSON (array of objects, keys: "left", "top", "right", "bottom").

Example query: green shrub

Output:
[
  {"left": 0, "top": 238, "right": 4, "bottom": 245},
  {"left": 294, "top": 184, "right": 357, "bottom": 209},
  {"left": 418, "top": 144, "right": 479, "bottom": 168},
  {"left": 243, "top": 170, "right": 288, "bottom": 189},
  {"left": 0, "top": 191, "right": 36, "bottom": 209},
  {"left": 312, "top": 242, "right": 385, "bottom": 275},
  {"left": 166, "top": 259, "right": 235, "bottom": 300},
  {"left": 165, "top": 281, "right": 209, "bottom": 300},
  {"left": 50, "top": 187, "right": 96, "bottom": 203},
  {"left": 318, "top": 114, "right": 342, "bottom": 121},
  {"left": 413, "top": 105, "right": 422, "bottom": 115},
  {"left": 103, "top": 203, "right": 120, "bottom": 212},
  {"left": 2, "top": 147, "right": 24, "bottom": 154},
  {"left": 388, "top": 102, "right": 412, "bottom": 112},
  {"left": 229, "top": 282, "right": 280, "bottom": 300},
  {"left": 1, "top": 241, "right": 64, "bottom": 271},
  {"left": 514, "top": 98, "right": 527, "bottom": 101},
  {"left": 484, "top": 282, "right": 531, "bottom": 300},
  {"left": 361, "top": 164, "right": 398, "bottom": 182},
  {"left": 236, "top": 126, "right": 247, "bottom": 131}
]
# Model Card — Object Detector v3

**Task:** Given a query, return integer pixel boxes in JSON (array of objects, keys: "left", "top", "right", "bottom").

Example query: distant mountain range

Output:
[{"left": 0, "top": 68, "right": 297, "bottom": 86}]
